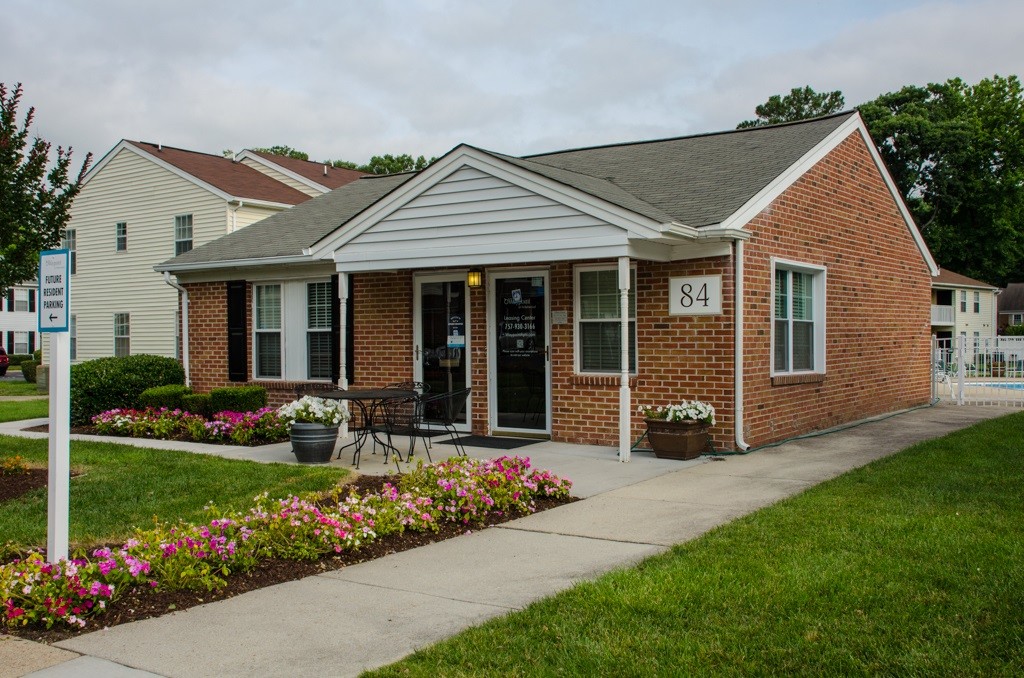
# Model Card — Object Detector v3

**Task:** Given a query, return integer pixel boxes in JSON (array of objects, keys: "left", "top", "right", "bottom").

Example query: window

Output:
[
  {"left": 116, "top": 222, "right": 127, "bottom": 251},
  {"left": 960, "top": 291, "right": 967, "bottom": 313},
  {"left": 254, "top": 284, "right": 282, "bottom": 378},
  {"left": 307, "top": 282, "right": 332, "bottom": 379},
  {"left": 973, "top": 291, "right": 980, "bottom": 313},
  {"left": 113, "top": 313, "right": 130, "bottom": 357},
  {"left": 70, "top": 314, "right": 77, "bottom": 360},
  {"left": 773, "top": 261, "right": 826, "bottom": 374},
  {"left": 1014, "top": 313, "right": 1024, "bottom": 325},
  {"left": 13, "top": 289, "right": 28, "bottom": 313},
  {"left": 62, "top": 229, "right": 77, "bottom": 274},
  {"left": 13, "top": 332, "right": 29, "bottom": 355},
  {"left": 174, "top": 214, "right": 193, "bottom": 256},
  {"left": 575, "top": 266, "right": 636, "bottom": 372}
]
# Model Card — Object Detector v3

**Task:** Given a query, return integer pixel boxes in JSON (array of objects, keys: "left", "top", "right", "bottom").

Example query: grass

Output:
[
  {"left": 367, "top": 412, "right": 1024, "bottom": 677},
  {"left": 0, "top": 434, "right": 349, "bottom": 556},
  {"left": 0, "top": 380, "right": 43, "bottom": 397},
  {"left": 0, "top": 399, "right": 48, "bottom": 422}
]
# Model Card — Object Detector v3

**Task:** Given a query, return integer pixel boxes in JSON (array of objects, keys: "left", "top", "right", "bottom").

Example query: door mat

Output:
[{"left": 437, "top": 435, "right": 540, "bottom": 450}]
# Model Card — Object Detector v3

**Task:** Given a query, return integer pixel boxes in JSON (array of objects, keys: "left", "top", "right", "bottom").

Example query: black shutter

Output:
[
  {"left": 5, "top": 290, "right": 12, "bottom": 312},
  {"left": 6, "top": 332, "right": 13, "bottom": 351},
  {"left": 227, "top": 281, "right": 248, "bottom": 382},
  {"left": 28, "top": 289, "right": 36, "bottom": 313},
  {"left": 28, "top": 333, "right": 35, "bottom": 353},
  {"left": 330, "top": 275, "right": 340, "bottom": 384}
]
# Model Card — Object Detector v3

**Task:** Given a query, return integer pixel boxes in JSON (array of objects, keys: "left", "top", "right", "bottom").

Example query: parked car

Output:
[{"left": 0, "top": 347, "right": 8, "bottom": 376}]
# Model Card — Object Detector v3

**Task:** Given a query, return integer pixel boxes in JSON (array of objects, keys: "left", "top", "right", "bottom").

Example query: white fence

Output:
[{"left": 934, "top": 336, "right": 1024, "bottom": 406}]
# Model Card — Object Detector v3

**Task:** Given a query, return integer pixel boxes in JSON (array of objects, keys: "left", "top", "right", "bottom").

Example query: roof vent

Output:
[
  {"left": 323, "top": 164, "right": 328, "bottom": 176},
  {"left": 157, "top": 143, "right": 162, "bottom": 151}
]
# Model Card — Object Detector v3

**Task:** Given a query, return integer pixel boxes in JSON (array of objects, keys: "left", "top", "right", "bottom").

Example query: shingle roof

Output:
[
  {"left": 128, "top": 142, "right": 312, "bottom": 205},
  {"left": 998, "top": 283, "right": 1024, "bottom": 312},
  {"left": 245, "top": 150, "right": 368, "bottom": 190},
  {"left": 159, "top": 112, "right": 859, "bottom": 270},
  {"left": 157, "top": 173, "right": 411, "bottom": 268},
  {"left": 932, "top": 268, "right": 997, "bottom": 289}
]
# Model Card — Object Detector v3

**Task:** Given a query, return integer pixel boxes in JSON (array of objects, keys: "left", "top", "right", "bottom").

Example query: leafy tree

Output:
[
  {"left": 251, "top": 145, "right": 309, "bottom": 161},
  {"left": 0, "top": 83, "right": 91, "bottom": 296},
  {"left": 737, "top": 86, "right": 845, "bottom": 128},
  {"left": 328, "top": 153, "right": 437, "bottom": 175}
]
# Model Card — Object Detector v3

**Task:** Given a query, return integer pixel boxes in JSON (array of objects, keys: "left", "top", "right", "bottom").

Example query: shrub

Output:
[
  {"left": 138, "top": 385, "right": 192, "bottom": 410},
  {"left": 1004, "top": 324, "right": 1024, "bottom": 337},
  {"left": 5, "top": 354, "right": 33, "bottom": 367},
  {"left": 21, "top": 362, "right": 38, "bottom": 384},
  {"left": 181, "top": 393, "right": 213, "bottom": 418},
  {"left": 210, "top": 386, "right": 267, "bottom": 414},
  {"left": 70, "top": 355, "right": 185, "bottom": 426}
]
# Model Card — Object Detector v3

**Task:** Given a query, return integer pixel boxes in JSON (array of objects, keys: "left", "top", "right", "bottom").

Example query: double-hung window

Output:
[
  {"left": 575, "top": 265, "right": 636, "bottom": 373},
  {"left": 70, "top": 314, "right": 77, "bottom": 360},
  {"left": 13, "top": 332, "right": 29, "bottom": 355},
  {"left": 113, "top": 313, "right": 130, "bottom": 357},
  {"left": 960, "top": 291, "right": 967, "bottom": 313},
  {"left": 62, "top": 229, "right": 77, "bottom": 274},
  {"left": 973, "top": 291, "right": 980, "bottom": 313},
  {"left": 116, "top": 222, "right": 127, "bottom": 251},
  {"left": 773, "top": 260, "right": 825, "bottom": 375},
  {"left": 306, "top": 282, "right": 332, "bottom": 379},
  {"left": 174, "top": 215, "right": 193, "bottom": 256},
  {"left": 13, "top": 290, "right": 28, "bottom": 312},
  {"left": 254, "top": 284, "right": 282, "bottom": 378}
]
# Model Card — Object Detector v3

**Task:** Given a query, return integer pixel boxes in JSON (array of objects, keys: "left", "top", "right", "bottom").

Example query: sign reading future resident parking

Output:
[
  {"left": 668, "top": 275, "right": 722, "bottom": 316},
  {"left": 38, "top": 249, "right": 71, "bottom": 332}
]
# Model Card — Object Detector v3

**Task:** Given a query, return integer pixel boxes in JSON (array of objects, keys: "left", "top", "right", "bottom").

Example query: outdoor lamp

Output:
[{"left": 467, "top": 269, "right": 483, "bottom": 288}]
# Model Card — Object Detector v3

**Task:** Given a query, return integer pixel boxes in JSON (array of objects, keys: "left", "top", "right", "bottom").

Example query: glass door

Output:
[
  {"left": 491, "top": 272, "right": 549, "bottom": 433},
  {"left": 414, "top": 275, "right": 470, "bottom": 429}
]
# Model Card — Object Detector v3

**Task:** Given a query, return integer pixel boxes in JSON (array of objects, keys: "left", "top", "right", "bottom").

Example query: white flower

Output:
[{"left": 277, "top": 396, "right": 350, "bottom": 427}]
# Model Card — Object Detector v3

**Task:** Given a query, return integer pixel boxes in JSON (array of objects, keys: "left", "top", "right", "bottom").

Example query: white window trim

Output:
[
  {"left": 973, "top": 291, "right": 980, "bottom": 314},
  {"left": 13, "top": 331, "right": 29, "bottom": 355},
  {"left": 305, "top": 280, "right": 333, "bottom": 381},
  {"left": 174, "top": 214, "right": 193, "bottom": 256},
  {"left": 70, "top": 314, "right": 77, "bottom": 361},
  {"left": 13, "top": 289, "right": 29, "bottom": 313},
  {"left": 116, "top": 221, "right": 127, "bottom": 252},
  {"left": 253, "top": 282, "right": 283, "bottom": 380},
  {"left": 252, "top": 279, "right": 333, "bottom": 381},
  {"left": 573, "top": 262, "right": 638, "bottom": 375},
  {"left": 113, "top": 312, "right": 130, "bottom": 357},
  {"left": 771, "top": 258, "right": 827, "bottom": 376}
]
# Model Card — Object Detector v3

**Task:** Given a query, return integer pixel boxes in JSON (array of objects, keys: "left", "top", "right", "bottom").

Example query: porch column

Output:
[
  {"left": 338, "top": 273, "right": 349, "bottom": 389},
  {"left": 618, "top": 256, "right": 631, "bottom": 462}
]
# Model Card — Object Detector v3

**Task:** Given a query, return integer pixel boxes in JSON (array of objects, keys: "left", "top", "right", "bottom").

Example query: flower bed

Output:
[
  {"left": 91, "top": 407, "right": 290, "bottom": 446},
  {"left": 1, "top": 456, "right": 572, "bottom": 631}
]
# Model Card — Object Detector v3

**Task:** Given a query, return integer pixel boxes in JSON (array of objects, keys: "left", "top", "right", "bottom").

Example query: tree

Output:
[
  {"left": 0, "top": 83, "right": 91, "bottom": 296},
  {"left": 328, "top": 153, "right": 437, "bottom": 175},
  {"left": 251, "top": 145, "right": 309, "bottom": 161},
  {"left": 859, "top": 75, "right": 1024, "bottom": 286},
  {"left": 737, "top": 86, "right": 845, "bottom": 128}
]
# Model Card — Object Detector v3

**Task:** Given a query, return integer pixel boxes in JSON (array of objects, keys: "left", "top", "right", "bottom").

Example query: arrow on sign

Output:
[{"left": 49, "top": 314, "right": 58, "bottom": 321}]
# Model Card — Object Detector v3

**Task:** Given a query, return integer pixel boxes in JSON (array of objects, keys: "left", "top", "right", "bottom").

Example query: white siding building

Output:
[
  {"left": 931, "top": 269, "right": 1000, "bottom": 343},
  {"left": 1, "top": 283, "right": 40, "bottom": 357}
]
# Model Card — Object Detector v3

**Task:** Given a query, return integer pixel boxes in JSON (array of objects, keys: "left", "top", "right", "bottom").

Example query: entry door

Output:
[
  {"left": 414, "top": 275, "right": 470, "bottom": 430},
  {"left": 490, "top": 272, "right": 550, "bottom": 434}
]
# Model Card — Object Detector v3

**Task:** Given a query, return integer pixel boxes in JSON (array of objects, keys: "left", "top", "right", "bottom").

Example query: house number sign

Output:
[{"left": 668, "top": 275, "right": 722, "bottom": 315}]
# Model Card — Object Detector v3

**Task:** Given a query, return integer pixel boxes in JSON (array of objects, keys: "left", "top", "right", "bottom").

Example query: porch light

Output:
[{"left": 467, "top": 269, "right": 483, "bottom": 288}]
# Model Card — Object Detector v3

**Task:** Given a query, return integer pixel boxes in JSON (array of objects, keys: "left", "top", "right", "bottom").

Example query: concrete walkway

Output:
[{"left": 1, "top": 403, "right": 1010, "bottom": 677}]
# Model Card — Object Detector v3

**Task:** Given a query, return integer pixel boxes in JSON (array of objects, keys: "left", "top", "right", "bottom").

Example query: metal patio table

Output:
[{"left": 316, "top": 388, "right": 417, "bottom": 468}]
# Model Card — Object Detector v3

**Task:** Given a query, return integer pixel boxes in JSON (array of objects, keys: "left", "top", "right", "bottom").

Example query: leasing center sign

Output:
[{"left": 38, "top": 249, "right": 70, "bottom": 332}]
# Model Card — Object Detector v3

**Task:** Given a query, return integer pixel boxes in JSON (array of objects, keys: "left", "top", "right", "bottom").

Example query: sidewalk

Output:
[{"left": 3, "top": 403, "right": 1009, "bottom": 677}]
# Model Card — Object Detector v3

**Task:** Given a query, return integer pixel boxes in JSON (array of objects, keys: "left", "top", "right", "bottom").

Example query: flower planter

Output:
[
  {"left": 645, "top": 418, "right": 709, "bottom": 460},
  {"left": 289, "top": 422, "right": 340, "bottom": 464}
]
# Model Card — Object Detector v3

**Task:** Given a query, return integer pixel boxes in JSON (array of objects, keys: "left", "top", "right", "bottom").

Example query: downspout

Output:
[
  {"left": 229, "top": 200, "right": 244, "bottom": 233},
  {"left": 734, "top": 240, "right": 750, "bottom": 451},
  {"left": 163, "top": 272, "right": 191, "bottom": 387}
]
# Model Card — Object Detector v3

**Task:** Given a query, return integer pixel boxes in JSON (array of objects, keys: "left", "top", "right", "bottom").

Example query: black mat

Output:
[{"left": 437, "top": 435, "right": 539, "bottom": 450}]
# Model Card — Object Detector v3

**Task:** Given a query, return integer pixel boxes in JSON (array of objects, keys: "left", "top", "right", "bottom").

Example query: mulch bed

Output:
[
  {"left": 0, "top": 468, "right": 51, "bottom": 504},
  {"left": 1, "top": 472, "right": 578, "bottom": 643}
]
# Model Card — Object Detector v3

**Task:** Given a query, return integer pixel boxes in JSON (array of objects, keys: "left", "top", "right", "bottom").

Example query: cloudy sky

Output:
[{"left": 3, "top": 0, "right": 1022, "bottom": 167}]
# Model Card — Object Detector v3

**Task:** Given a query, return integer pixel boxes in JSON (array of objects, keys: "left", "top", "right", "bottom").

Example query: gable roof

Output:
[
  {"left": 239, "top": 150, "right": 368, "bottom": 190},
  {"left": 998, "top": 283, "right": 1024, "bottom": 312},
  {"left": 932, "top": 268, "right": 998, "bottom": 290},
  {"left": 157, "top": 112, "right": 935, "bottom": 274}
]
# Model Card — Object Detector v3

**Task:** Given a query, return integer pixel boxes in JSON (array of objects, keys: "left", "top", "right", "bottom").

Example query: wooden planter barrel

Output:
[{"left": 645, "top": 418, "right": 710, "bottom": 460}]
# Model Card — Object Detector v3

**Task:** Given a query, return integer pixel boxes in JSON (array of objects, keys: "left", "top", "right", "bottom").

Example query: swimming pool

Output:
[{"left": 975, "top": 382, "right": 1024, "bottom": 391}]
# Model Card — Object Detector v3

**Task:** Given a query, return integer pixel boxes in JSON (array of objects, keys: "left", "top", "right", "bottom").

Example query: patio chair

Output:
[
  {"left": 294, "top": 382, "right": 332, "bottom": 399},
  {"left": 385, "top": 381, "right": 431, "bottom": 394},
  {"left": 420, "top": 387, "right": 472, "bottom": 458},
  {"left": 377, "top": 394, "right": 434, "bottom": 463}
]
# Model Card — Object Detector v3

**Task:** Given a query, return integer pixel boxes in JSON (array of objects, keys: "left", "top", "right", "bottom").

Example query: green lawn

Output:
[
  {"left": 0, "top": 435, "right": 349, "bottom": 557},
  {"left": 367, "top": 412, "right": 1024, "bottom": 677},
  {"left": 0, "top": 399, "right": 48, "bottom": 422},
  {"left": 0, "top": 380, "right": 43, "bottom": 397}
]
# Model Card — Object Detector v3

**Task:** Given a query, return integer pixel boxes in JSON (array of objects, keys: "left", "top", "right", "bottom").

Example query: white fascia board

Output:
[
  {"left": 306, "top": 146, "right": 664, "bottom": 260},
  {"left": 154, "top": 254, "right": 312, "bottom": 273},
  {"left": 932, "top": 282, "right": 1000, "bottom": 292},
  {"left": 695, "top": 225, "right": 752, "bottom": 241},
  {"left": 79, "top": 139, "right": 130, "bottom": 187},
  {"left": 659, "top": 221, "right": 699, "bottom": 239},
  {"left": 718, "top": 113, "right": 939, "bottom": 277},
  {"left": 333, "top": 243, "right": 637, "bottom": 273},
  {"left": 228, "top": 197, "right": 295, "bottom": 210},
  {"left": 235, "top": 150, "right": 329, "bottom": 194}
]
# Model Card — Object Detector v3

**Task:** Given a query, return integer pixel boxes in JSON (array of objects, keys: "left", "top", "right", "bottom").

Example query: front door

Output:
[
  {"left": 413, "top": 274, "right": 470, "bottom": 430},
  {"left": 490, "top": 271, "right": 550, "bottom": 434}
]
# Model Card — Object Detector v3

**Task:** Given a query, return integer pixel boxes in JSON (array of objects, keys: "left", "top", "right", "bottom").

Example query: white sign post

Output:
[{"left": 39, "top": 249, "right": 71, "bottom": 563}]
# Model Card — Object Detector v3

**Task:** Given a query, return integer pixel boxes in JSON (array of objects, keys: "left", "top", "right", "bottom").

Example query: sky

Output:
[{"left": 3, "top": 0, "right": 1023, "bottom": 168}]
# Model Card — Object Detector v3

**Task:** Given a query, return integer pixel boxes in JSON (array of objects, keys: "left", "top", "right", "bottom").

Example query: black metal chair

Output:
[
  {"left": 420, "top": 387, "right": 472, "bottom": 458},
  {"left": 385, "top": 381, "right": 430, "bottom": 394},
  {"left": 378, "top": 394, "right": 434, "bottom": 463},
  {"left": 294, "top": 382, "right": 331, "bottom": 399}
]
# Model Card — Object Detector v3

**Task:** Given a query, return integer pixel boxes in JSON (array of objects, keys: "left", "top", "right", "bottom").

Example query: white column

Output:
[
  {"left": 47, "top": 331, "right": 71, "bottom": 563},
  {"left": 618, "top": 256, "right": 631, "bottom": 462},
  {"left": 338, "top": 273, "right": 349, "bottom": 390}
]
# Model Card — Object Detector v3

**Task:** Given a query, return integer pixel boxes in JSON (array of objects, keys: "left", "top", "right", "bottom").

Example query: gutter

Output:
[
  {"left": 229, "top": 200, "right": 244, "bottom": 233},
  {"left": 163, "top": 272, "right": 191, "bottom": 386},
  {"left": 154, "top": 254, "right": 312, "bottom": 274},
  {"left": 734, "top": 239, "right": 750, "bottom": 451}
]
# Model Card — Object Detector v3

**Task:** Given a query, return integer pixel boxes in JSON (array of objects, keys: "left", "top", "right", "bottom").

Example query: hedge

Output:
[
  {"left": 210, "top": 386, "right": 267, "bottom": 413},
  {"left": 138, "top": 384, "right": 192, "bottom": 411},
  {"left": 181, "top": 393, "right": 214, "bottom": 418},
  {"left": 70, "top": 355, "right": 185, "bottom": 425}
]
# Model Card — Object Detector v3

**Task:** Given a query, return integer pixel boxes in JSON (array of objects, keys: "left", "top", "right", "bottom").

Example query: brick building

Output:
[{"left": 157, "top": 112, "right": 938, "bottom": 455}]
